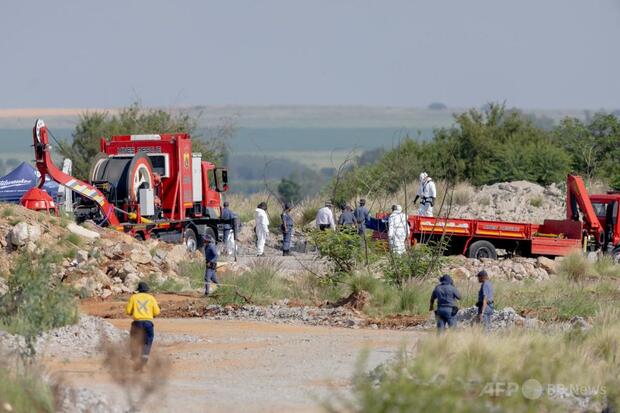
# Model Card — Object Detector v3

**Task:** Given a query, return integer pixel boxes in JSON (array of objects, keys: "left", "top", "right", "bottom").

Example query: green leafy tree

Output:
[
  {"left": 60, "top": 102, "right": 232, "bottom": 180},
  {"left": 277, "top": 178, "right": 302, "bottom": 204}
]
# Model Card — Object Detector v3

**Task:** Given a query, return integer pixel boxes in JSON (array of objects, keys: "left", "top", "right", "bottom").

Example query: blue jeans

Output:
[
  {"left": 205, "top": 268, "right": 219, "bottom": 294},
  {"left": 436, "top": 306, "right": 456, "bottom": 331},
  {"left": 480, "top": 304, "right": 494, "bottom": 331},
  {"left": 130, "top": 320, "right": 154, "bottom": 361}
]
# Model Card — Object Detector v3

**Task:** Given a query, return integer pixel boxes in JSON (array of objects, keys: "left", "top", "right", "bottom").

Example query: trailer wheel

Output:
[
  {"left": 184, "top": 228, "right": 198, "bottom": 253},
  {"left": 467, "top": 240, "right": 497, "bottom": 260}
]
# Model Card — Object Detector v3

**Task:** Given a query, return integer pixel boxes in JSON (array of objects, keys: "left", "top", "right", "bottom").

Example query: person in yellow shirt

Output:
[{"left": 126, "top": 281, "right": 161, "bottom": 371}]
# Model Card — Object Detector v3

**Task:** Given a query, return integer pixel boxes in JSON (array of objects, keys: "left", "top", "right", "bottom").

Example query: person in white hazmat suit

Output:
[
  {"left": 388, "top": 204, "right": 409, "bottom": 255},
  {"left": 414, "top": 172, "right": 437, "bottom": 217},
  {"left": 254, "top": 202, "right": 270, "bottom": 256}
]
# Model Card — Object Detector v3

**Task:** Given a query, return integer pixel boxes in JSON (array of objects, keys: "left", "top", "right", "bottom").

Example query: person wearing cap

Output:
[
  {"left": 476, "top": 270, "right": 494, "bottom": 331},
  {"left": 338, "top": 205, "right": 356, "bottom": 228},
  {"left": 125, "top": 281, "right": 161, "bottom": 371},
  {"left": 429, "top": 274, "right": 462, "bottom": 331},
  {"left": 387, "top": 204, "right": 409, "bottom": 254},
  {"left": 221, "top": 201, "right": 236, "bottom": 256},
  {"left": 413, "top": 172, "right": 437, "bottom": 217},
  {"left": 203, "top": 235, "right": 219, "bottom": 295},
  {"left": 254, "top": 202, "right": 270, "bottom": 256},
  {"left": 280, "top": 203, "right": 294, "bottom": 256},
  {"left": 316, "top": 201, "right": 336, "bottom": 231},
  {"left": 353, "top": 199, "right": 370, "bottom": 236}
]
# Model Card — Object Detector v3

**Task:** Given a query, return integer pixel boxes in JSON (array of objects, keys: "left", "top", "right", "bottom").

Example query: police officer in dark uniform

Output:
[
  {"left": 353, "top": 199, "right": 369, "bottom": 236},
  {"left": 203, "top": 235, "right": 219, "bottom": 296},
  {"left": 476, "top": 270, "right": 494, "bottom": 331},
  {"left": 220, "top": 201, "right": 236, "bottom": 256},
  {"left": 429, "top": 274, "right": 461, "bottom": 331},
  {"left": 338, "top": 205, "right": 356, "bottom": 228},
  {"left": 281, "top": 203, "right": 294, "bottom": 256}
]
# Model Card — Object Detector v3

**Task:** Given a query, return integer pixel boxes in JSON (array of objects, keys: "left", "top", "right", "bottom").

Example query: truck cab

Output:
[{"left": 589, "top": 194, "right": 620, "bottom": 258}]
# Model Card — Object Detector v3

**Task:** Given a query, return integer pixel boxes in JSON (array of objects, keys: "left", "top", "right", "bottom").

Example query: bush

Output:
[
  {"left": 451, "top": 182, "right": 475, "bottom": 206},
  {"left": 557, "top": 252, "right": 591, "bottom": 282},
  {"left": 0, "top": 367, "right": 55, "bottom": 413},
  {"left": 382, "top": 244, "right": 445, "bottom": 287},
  {"left": 529, "top": 196, "right": 543, "bottom": 208},
  {"left": 0, "top": 252, "right": 78, "bottom": 356},
  {"left": 309, "top": 228, "right": 363, "bottom": 280},
  {"left": 328, "top": 315, "right": 620, "bottom": 412}
]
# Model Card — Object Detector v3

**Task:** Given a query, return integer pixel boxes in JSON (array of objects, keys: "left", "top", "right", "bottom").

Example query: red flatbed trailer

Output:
[{"left": 375, "top": 175, "right": 620, "bottom": 261}]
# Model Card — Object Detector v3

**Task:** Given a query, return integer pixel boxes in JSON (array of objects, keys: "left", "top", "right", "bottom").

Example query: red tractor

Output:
[{"left": 23, "top": 119, "right": 230, "bottom": 251}]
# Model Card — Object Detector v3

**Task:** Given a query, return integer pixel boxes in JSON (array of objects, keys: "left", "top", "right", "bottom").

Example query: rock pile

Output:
[
  {"left": 0, "top": 204, "right": 201, "bottom": 298},
  {"left": 455, "top": 306, "right": 539, "bottom": 329},
  {"left": 204, "top": 302, "right": 365, "bottom": 328},
  {"left": 447, "top": 180, "right": 565, "bottom": 224},
  {"left": 443, "top": 255, "right": 559, "bottom": 282}
]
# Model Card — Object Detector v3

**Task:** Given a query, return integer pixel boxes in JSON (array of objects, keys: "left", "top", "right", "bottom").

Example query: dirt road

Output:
[{"left": 46, "top": 318, "right": 421, "bottom": 413}]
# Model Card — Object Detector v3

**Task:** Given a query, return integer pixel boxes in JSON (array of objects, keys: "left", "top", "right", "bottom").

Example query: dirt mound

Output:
[
  {"left": 446, "top": 181, "right": 565, "bottom": 224},
  {"left": 0, "top": 204, "right": 201, "bottom": 298}
]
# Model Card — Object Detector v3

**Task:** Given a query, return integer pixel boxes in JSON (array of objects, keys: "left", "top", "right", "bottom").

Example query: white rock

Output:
[
  {"left": 123, "top": 273, "right": 141, "bottom": 290},
  {"left": 10, "top": 222, "right": 41, "bottom": 247},
  {"left": 76, "top": 250, "right": 89, "bottom": 264},
  {"left": 130, "top": 250, "right": 152, "bottom": 265},
  {"left": 66, "top": 223, "right": 100, "bottom": 240}
]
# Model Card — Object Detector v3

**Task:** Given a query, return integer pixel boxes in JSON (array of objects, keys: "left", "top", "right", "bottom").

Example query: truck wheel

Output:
[
  {"left": 612, "top": 247, "right": 620, "bottom": 264},
  {"left": 467, "top": 240, "right": 497, "bottom": 260},
  {"left": 184, "top": 228, "right": 198, "bottom": 252}
]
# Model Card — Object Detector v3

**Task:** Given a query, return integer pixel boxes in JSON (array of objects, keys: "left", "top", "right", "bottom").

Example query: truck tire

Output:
[
  {"left": 467, "top": 240, "right": 497, "bottom": 260},
  {"left": 612, "top": 247, "right": 620, "bottom": 264},
  {"left": 184, "top": 227, "right": 198, "bottom": 253}
]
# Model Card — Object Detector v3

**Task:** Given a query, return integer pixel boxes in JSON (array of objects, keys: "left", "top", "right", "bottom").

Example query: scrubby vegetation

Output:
[
  {"left": 0, "top": 367, "right": 55, "bottom": 413},
  {"left": 328, "top": 308, "right": 620, "bottom": 412},
  {"left": 0, "top": 252, "right": 78, "bottom": 356},
  {"left": 334, "top": 104, "right": 620, "bottom": 201}
]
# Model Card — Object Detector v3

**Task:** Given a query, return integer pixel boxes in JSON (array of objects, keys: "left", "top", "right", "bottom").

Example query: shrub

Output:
[
  {"left": 145, "top": 274, "right": 184, "bottom": 293},
  {"left": 0, "top": 252, "right": 79, "bottom": 356},
  {"left": 0, "top": 367, "right": 55, "bottom": 413},
  {"left": 529, "top": 196, "right": 543, "bottom": 207},
  {"left": 451, "top": 182, "right": 475, "bottom": 206},
  {"left": 593, "top": 256, "right": 620, "bottom": 277},
  {"left": 1, "top": 206, "right": 14, "bottom": 218},
  {"left": 328, "top": 318, "right": 620, "bottom": 413},
  {"left": 382, "top": 243, "right": 445, "bottom": 287},
  {"left": 308, "top": 228, "right": 363, "bottom": 280},
  {"left": 64, "top": 233, "right": 83, "bottom": 247},
  {"left": 557, "top": 252, "right": 591, "bottom": 282}
]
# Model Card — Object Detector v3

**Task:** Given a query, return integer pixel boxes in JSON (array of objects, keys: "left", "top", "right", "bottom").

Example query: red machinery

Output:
[
  {"left": 23, "top": 119, "right": 229, "bottom": 251},
  {"left": 374, "top": 174, "right": 620, "bottom": 261}
]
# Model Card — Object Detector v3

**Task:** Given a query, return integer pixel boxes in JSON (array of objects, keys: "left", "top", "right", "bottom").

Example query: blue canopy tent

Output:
[{"left": 0, "top": 162, "right": 59, "bottom": 203}]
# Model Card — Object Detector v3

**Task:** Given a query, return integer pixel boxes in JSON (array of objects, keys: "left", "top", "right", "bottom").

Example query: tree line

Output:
[{"left": 334, "top": 103, "right": 620, "bottom": 201}]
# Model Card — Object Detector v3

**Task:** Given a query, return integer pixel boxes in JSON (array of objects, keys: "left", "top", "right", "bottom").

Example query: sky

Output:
[{"left": 1, "top": 0, "right": 619, "bottom": 109}]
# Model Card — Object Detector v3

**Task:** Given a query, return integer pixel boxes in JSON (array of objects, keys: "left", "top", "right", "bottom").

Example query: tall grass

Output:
[
  {"left": 327, "top": 311, "right": 620, "bottom": 412},
  {"left": 0, "top": 367, "right": 55, "bottom": 413}
]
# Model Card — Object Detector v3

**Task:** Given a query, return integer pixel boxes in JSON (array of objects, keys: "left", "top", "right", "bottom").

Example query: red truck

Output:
[
  {"left": 22, "top": 119, "right": 230, "bottom": 251},
  {"left": 375, "top": 175, "right": 620, "bottom": 261}
]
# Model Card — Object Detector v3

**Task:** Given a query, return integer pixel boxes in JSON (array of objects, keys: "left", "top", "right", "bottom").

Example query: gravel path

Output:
[{"left": 44, "top": 318, "right": 421, "bottom": 413}]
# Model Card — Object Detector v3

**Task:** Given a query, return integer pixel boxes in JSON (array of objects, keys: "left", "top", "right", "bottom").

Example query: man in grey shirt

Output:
[
  {"left": 476, "top": 270, "right": 494, "bottom": 331},
  {"left": 429, "top": 274, "right": 461, "bottom": 331}
]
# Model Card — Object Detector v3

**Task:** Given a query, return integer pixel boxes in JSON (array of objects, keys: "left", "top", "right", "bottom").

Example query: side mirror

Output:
[{"left": 214, "top": 168, "right": 228, "bottom": 192}]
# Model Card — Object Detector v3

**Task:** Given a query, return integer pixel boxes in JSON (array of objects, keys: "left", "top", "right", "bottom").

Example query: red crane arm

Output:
[
  {"left": 32, "top": 119, "right": 121, "bottom": 226},
  {"left": 566, "top": 174, "right": 603, "bottom": 241}
]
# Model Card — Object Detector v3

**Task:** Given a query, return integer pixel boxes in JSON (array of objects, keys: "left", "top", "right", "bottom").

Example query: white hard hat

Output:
[{"left": 419, "top": 172, "right": 428, "bottom": 182}]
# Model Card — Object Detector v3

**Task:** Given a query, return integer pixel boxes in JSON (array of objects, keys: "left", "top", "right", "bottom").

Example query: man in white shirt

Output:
[
  {"left": 414, "top": 172, "right": 437, "bottom": 217},
  {"left": 388, "top": 204, "right": 409, "bottom": 254},
  {"left": 254, "top": 202, "right": 270, "bottom": 256},
  {"left": 315, "top": 201, "right": 336, "bottom": 231}
]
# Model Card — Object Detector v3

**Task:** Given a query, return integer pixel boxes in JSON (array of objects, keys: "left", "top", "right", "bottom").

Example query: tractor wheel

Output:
[
  {"left": 467, "top": 240, "right": 497, "bottom": 260},
  {"left": 184, "top": 227, "right": 198, "bottom": 253}
]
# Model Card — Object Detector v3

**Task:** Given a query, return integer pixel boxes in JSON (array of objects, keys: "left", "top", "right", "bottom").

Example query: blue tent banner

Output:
[{"left": 0, "top": 162, "right": 59, "bottom": 203}]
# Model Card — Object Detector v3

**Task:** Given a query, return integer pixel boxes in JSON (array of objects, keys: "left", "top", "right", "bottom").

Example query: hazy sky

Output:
[{"left": 1, "top": 0, "right": 619, "bottom": 109}]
